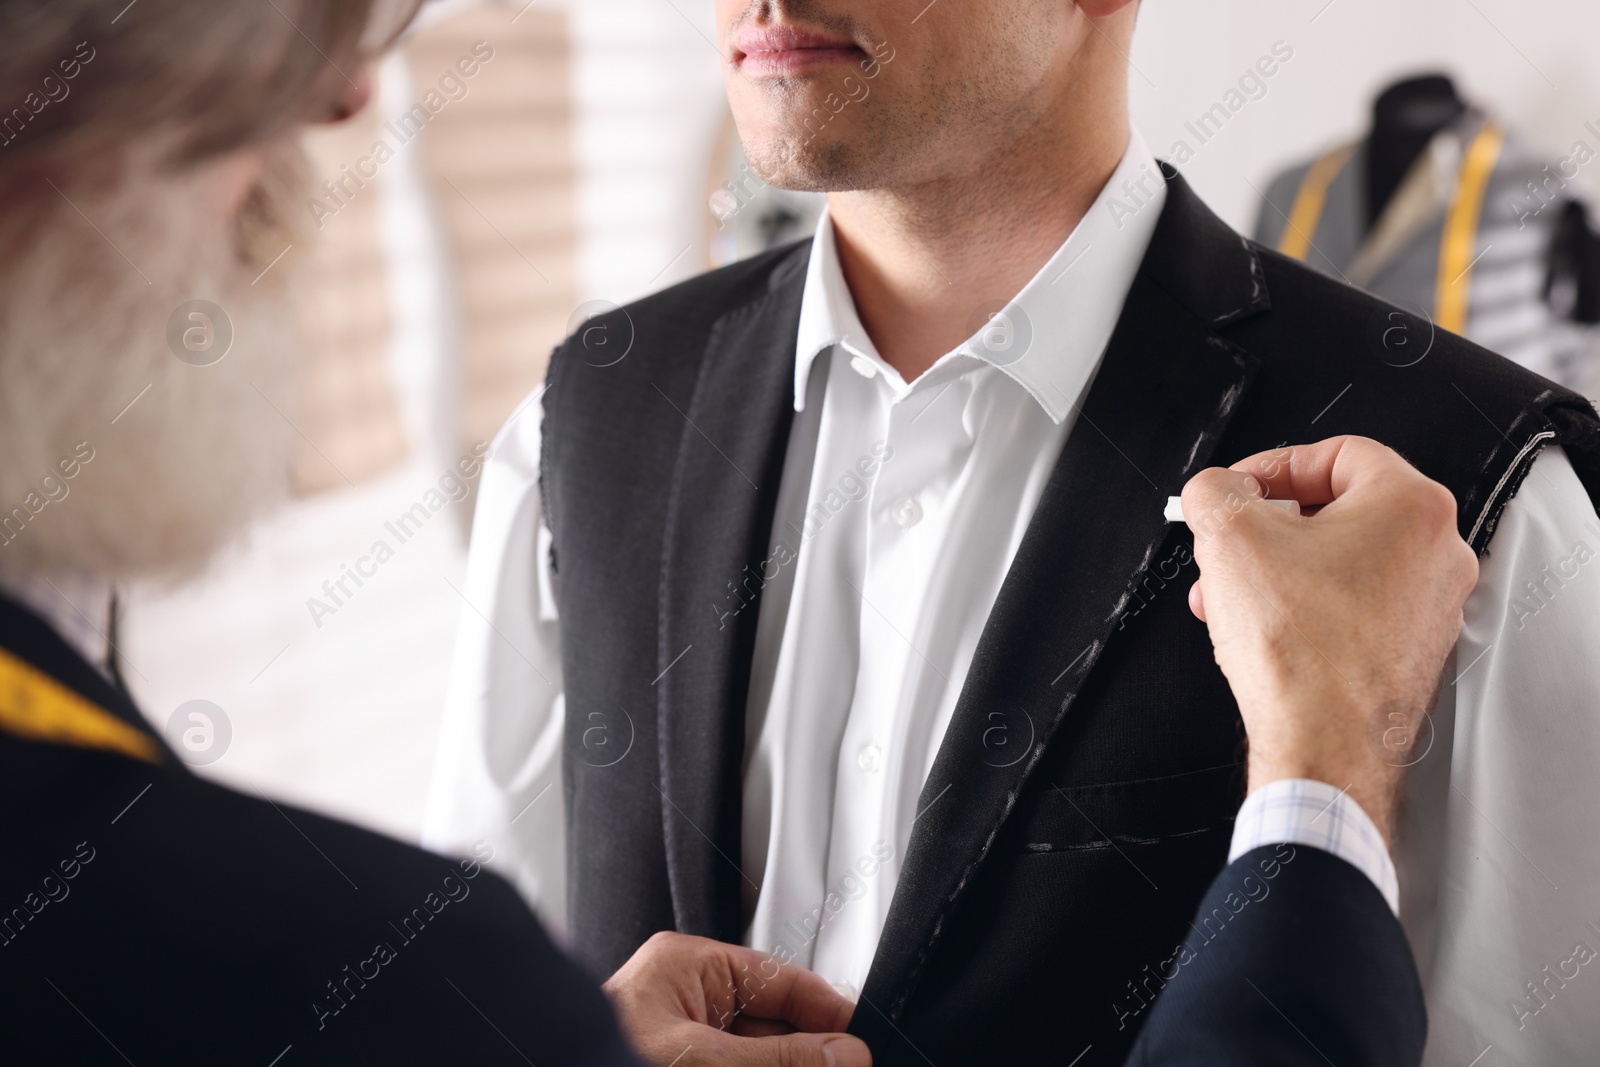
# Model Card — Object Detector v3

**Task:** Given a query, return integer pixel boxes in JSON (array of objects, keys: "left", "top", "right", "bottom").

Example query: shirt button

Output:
[
  {"left": 890, "top": 497, "right": 923, "bottom": 528},
  {"left": 849, "top": 354, "right": 876, "bottom": 379},
  {"left": 831, "top": 981, "right": 859, "bottom": 1001},
  {"left": 857, "top": 744, "right": 882, "bottom": 772}
]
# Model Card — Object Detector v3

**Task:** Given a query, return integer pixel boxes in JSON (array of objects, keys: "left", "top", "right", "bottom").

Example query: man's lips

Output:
[{"left": 730, "top": 25, "right": 865, "bottom": 77}]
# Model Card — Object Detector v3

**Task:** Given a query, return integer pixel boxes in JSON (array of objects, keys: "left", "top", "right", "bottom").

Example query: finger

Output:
[
  {"left": 703, "top": 943, "right": 856, "bottom": 1034},
  {"left": 691, "top": 1029, "right": 872, "bottom": 1067},
  {"left": 1188, "top": 580, "right": 1206, "bottom": 622},
  {"left": 1228, "top": 435, "right": 1412, "bottom": 508},
  {"left": 761, "top": 1032, "right": 871, "bottom": 1067},
  {"left": 729, "top": 1016, "right": 794, "bottom": 1037}
]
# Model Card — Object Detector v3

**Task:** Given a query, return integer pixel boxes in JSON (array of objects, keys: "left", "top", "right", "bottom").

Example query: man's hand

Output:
[
  {"left": 603, "top": 931, "right": 871, "bottom": 1067},
  {"left": 1180, "top": 435, "right": 1479, "bottom": 843}
]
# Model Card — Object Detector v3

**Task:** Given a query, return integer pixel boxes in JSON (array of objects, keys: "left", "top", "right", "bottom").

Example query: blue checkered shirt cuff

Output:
[{"left": 1228, "top": 778, "right": 1399, "bottom": 916}]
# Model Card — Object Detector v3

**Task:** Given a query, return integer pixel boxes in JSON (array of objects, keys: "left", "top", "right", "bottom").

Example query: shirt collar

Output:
[
  {"left": 793, "top": 130, "right": 1167, "bottom": 424},
  {"left": 0, "top": 567, "right": 113, "bottom": 677}
]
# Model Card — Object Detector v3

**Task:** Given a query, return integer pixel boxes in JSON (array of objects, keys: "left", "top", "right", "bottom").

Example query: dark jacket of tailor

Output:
[{"left": 0, "top": 594, "right": 638, "bottom": 1066}]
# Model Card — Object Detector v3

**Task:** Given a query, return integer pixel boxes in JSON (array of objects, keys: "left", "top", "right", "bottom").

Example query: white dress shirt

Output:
[
  {"left": 737, "top": 138, "right": 1169, "bottom": 996},
  {"left": 423, "top": 133, "right": 1600, "bottom": 1059}
]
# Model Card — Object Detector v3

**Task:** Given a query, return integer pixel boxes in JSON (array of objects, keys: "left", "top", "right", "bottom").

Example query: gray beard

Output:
[{"left": 0, "top": 152, "right": 304, "bottom": 584}]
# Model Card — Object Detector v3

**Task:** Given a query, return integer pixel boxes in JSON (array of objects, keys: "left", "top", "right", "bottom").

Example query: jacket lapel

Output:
[
  {"left": 857, "top": 174, "right": 1271, "bottom": 1024},
  {"left": 655, "top": 245, "right": 808, "bottom": 943}
]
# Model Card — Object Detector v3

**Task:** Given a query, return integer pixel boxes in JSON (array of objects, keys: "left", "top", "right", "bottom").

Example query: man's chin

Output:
[{"left": 738, "top": 124, "right": 869, "bottom": 194}]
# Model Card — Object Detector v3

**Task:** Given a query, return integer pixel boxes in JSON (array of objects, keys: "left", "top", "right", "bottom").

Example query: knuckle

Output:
[
  {"left": 643, "top": 929, "right": 684, "bottom": 954},
  {"left": 1353, "top": 434, "right": 1404, "bottom": 469},
  {"left": 1410, "top": 479, "right": 1458, "bottom": 531}
]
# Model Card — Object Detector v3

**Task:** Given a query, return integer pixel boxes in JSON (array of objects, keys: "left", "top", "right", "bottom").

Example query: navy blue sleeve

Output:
[
  {"left": 0, "top": 739, "right": 642, "bottom": 1067},
  {"left": 1124, "top": 844, "right": 1425, "bottom": 1066}
]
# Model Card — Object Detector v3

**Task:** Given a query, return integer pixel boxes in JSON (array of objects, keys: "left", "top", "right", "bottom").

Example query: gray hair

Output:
[{"left": 0, "top": 0, "right": 381, "bottom": 186}]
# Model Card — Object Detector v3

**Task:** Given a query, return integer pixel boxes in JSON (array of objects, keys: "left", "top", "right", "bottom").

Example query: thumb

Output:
[
  {"left": 761, "top": 1032, "right": 871, "bottom": 1067},
  {"left": 696, "top": 1030, "right": 872, "bottom": 1067},
  {"left": 1179, "top": 466, "right": 1270, "bottom": 547}
]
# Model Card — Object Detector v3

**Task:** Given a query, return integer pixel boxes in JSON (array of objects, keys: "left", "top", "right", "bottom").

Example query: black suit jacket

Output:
[
  {"left": 1126, "top": 845, "right": 1426, "bottom": 1066},
  {"left": 538, "top": 169, "right": 1600, "bottom": 1065},
  {"left": 0, "top": 595, "right": 637, "bottom": 1066}
]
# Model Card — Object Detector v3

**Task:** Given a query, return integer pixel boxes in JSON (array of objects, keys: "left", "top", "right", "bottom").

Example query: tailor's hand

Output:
[
  {"left": 603, "top": 931, "right": 871, "bottom": 1067},
  {"left": 1179, "top": 435, "right": 1478, "bottom": 843}
]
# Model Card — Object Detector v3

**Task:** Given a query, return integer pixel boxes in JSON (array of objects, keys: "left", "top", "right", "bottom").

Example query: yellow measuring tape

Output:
[
  {"left": 1435, "top": 123, "right": 1506, "bottom": 333},
  {"left": 0, "top": 646, "right": 161, "bottom": 763},
  {"left": 1278, "top": 144, "right": 1357, "bottom": 262},
  {"left": 1277, "top": 122, "right": 1505, "bottom": 334}
]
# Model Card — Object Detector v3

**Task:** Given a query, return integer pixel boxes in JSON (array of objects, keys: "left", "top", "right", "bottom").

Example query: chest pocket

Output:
[{"left": 1008, "top": 762, "right": 1245, "bottom": 853}]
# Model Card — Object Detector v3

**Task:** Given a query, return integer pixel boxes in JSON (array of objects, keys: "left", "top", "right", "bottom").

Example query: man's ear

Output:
[{"left": 1076, "top": 0, "right": 1139, "bottom": 17}]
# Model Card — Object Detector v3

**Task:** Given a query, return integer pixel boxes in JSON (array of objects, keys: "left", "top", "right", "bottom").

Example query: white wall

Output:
[
  {"left": 1130, "top": 0, "right": 1599, "bottom": 229},
  {"left": 569, "top": 0, "right": 727, "bottom": 303}
]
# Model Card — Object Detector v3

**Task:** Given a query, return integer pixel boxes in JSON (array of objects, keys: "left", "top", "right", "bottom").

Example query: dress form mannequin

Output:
[
  {"left": 1365, "top": 74, "right": 1467, "bottom": 231},
  {"left": 1364, "top": 74, "right": 1600, "bottom": 326},
  {"left": 1257, "top": 75, "right": 1600, "bottom": 383}
]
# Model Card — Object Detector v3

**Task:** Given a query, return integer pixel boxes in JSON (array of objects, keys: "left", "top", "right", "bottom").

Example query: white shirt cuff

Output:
[{"left": 1228, "top": 778, "right": 1400, "bottom": 916}]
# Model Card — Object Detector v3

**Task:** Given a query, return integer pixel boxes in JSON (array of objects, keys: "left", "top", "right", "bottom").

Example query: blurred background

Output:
[{"left": 121, "top": 0, "right": 1600, "bottom": 844}]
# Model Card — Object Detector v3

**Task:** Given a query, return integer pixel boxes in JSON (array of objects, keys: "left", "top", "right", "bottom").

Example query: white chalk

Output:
[{"left": 1164, "top": 496, "right": 1300, "bottom": 524}]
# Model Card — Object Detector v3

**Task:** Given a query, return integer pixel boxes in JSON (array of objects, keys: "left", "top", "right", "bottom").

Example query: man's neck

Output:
[{"left": 826, "top": 111, "right": 1130, "bottom": 384}]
